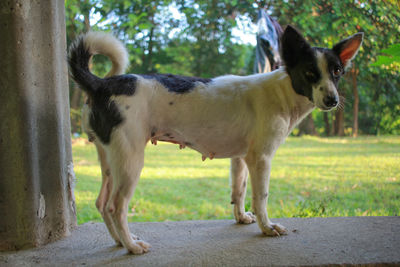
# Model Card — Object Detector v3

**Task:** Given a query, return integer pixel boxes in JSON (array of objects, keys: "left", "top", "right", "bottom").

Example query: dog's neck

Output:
[
  {"left": 267, "top": 68, "right": 316, "bottom": 134},
  {"left": 288, "top": 96, "right": 315, "bottom": 134}
]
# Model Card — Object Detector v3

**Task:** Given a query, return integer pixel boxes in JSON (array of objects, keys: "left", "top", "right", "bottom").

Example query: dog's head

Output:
[{"left": 281, "top": 25, "right": 363, "bottom": 111}]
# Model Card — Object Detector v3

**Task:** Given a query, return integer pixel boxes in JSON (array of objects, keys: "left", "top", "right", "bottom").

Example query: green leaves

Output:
[{"left": 371, "top": 44, "right": 400, "bottom": 67}]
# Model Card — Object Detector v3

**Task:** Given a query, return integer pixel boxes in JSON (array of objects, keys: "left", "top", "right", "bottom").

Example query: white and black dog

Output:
[{"left": 68, "top": 25, "right": 363, "bottom": 254}]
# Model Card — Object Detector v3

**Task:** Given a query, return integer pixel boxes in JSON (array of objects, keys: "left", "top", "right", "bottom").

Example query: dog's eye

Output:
[{"left": 333, "top": 67, "right": 342, "bottom": 77}]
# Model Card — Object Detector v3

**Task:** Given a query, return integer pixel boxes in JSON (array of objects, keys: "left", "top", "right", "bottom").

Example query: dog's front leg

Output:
[
  {"left": 245, "top": 154, "right": 287, "bottom": 236},
  {"left": 230, "top": 157, "right": 256, "bottom": 224}
]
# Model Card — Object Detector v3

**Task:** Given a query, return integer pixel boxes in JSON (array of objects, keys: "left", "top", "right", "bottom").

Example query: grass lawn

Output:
[{"left": 72, "top": 136, "right": 400, "bottom": 225}]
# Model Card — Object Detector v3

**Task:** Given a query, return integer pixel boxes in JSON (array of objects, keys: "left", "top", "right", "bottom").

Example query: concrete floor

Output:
[{"left": 1, "top": 217, "right": 399, "bottom": 266}]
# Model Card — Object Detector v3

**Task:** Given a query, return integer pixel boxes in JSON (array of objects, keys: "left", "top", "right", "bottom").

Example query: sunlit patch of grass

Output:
[{"left": 72, "top": 136, "right": 400, "bottom": 224}]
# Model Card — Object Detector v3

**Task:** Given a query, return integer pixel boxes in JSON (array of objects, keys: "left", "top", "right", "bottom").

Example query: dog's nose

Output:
[{"left": 323, "top": 95, "right": 338, "bottom": 108}]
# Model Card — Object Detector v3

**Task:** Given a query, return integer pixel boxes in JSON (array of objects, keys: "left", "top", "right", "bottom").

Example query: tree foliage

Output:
[{"left": 372, "top": 44, "right": 400, "bottom": 69}]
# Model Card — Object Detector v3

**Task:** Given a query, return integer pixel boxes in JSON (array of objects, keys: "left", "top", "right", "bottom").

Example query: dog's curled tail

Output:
[{"left": 68, "top": 31, "right": 129, "bottom": 96}]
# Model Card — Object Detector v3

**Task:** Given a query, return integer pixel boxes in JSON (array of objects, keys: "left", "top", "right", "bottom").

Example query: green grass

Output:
[{"left": 72, "top": 136, "right": 400, "bottom": 224}]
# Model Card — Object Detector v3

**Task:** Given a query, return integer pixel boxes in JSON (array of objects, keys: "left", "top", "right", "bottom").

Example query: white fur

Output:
[{"left": 84, "top": 31, "right": 129, "bottom": 77}]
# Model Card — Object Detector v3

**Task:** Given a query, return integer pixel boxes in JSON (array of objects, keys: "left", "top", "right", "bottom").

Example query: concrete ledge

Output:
[{"left": 1, "top": 217, "right": 399, "bottom": 266}]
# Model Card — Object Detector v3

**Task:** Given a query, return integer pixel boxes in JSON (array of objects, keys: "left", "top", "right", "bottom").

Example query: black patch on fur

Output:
[
  {"left": 89, "top": 97, "right": 123, "bottom": 144},
  {"left": 101, "top": 75, "right": 137, "bottom": 96},
  {"left": 281, "top": 25, "right": 321, "bottom": 101},
  {"left": 87, "top": 74, "right": 137, "bottom": 144},
  {"left": 140, "top": 73, "right": 211, "bottom": 94},
  {"left": 169, "top": 101, "right": 174, "bottom": 105},
  {"left": 68, "top": 36, "right": 99, "bottom": 95}
]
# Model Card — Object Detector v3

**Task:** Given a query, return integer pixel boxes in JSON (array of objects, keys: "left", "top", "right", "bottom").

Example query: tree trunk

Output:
[
  {"left": 323, "top": 112, "right": 330, "bottom": 136},
  {"left": 70, "top": 9, "right": 91, "bottom": 133},
  {"left": 297, "top": 114, "right": 317, "bottom": 136},
  {"left": 351, "top": 67, "right": 359, "bottom": 137},
  {"left": 84, "top": 13, "right": 90, "bottom": 31},
  {"left": 334, "top": 109, "right": 345, "bottom": 136},
  {"left": 142, "top": 22, "right": 155, "bottom": 73},
  {"left": 334, "top": 88, "right": 345, "bottom": 136},
  {"left": 146, "top": 26, "right": 155, "bottom": 72}
]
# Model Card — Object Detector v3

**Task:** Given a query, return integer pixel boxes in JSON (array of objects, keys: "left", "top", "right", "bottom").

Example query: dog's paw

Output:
[
  {"left": 126, "top": 240, "right": 151, "bottom": 254},
  {"left": 114, "top": 234, "right": 139, "bottom": 247},
  {"left": 237, "top": 212, "right": 256, "bottom": 224},
  {"left": 261, "top": 223, "right": 288, "bottom": 236}
]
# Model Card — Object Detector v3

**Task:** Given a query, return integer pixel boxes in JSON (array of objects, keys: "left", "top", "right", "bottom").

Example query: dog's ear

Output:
[
  {"left": 280, "top": 25, "right": 313, "bottom": 68},
  {"left": 332, "top": 32, "right": 364, "bottom": 69}
]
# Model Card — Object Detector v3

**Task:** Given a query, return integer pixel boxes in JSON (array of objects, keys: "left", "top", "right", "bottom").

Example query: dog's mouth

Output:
[{"left": 316, "top": 102, "right": 338, "bottom": 112}]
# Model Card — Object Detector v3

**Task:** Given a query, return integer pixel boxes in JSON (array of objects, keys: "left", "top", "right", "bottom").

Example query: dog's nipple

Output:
[
  {"left": 209, "top": 152, "right": 215, "bottom": 160},
  {"left": 151, "top": 139, "right": 157, "bottom": 145},
  {"left": 202, "top": 155, "right": 206, "bottom": 161}
]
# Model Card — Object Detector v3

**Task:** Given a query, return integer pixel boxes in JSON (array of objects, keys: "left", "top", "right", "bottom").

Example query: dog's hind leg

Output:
[
  {"left": 94, "top": 141, "right": 127, "bottom": 245},
  {"left": 245, "top": 154, "right": 287, "bottom": 236},
  {"left": 230, "top": 157, "right": 256, "bottom": 224},
  {"left": 105, "top": 138, "right": 150, "bottom": 254}
]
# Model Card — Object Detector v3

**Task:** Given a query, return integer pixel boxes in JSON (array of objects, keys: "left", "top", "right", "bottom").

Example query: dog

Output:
[{"left": 68, "top": 25, "right": 363, "bottom": 254}]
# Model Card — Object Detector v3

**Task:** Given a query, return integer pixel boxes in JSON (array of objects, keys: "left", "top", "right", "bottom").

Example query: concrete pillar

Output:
[{"left": 0, "top": 0, "right": 76, "bottom": 250}]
